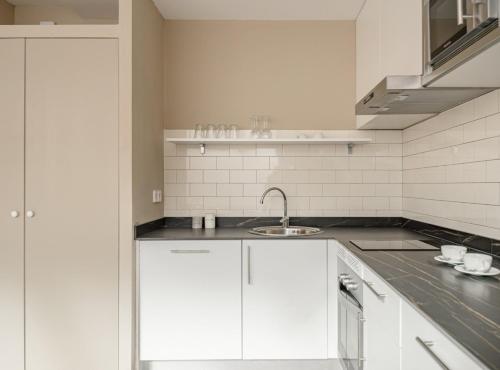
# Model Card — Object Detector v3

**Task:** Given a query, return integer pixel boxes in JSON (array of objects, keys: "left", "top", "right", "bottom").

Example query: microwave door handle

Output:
[{"left": 458, "top": 0, "right": 465, "bottom": 24}]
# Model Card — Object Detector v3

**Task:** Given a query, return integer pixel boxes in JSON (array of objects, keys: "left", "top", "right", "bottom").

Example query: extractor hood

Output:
[
  {"left": 355, "top": 75, "right": 494, "bottom": 116},
  {"left": 356, "top": 27, "right": 500, "bottom": 129}
]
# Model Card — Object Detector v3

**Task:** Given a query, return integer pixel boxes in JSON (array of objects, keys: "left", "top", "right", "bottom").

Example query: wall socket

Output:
[{"left": 152, "top": 190, "right": 163, "bottom": 204}]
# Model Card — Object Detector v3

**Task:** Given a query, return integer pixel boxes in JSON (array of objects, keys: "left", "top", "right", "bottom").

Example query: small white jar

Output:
[
  {"left": 205, "top": 214, "right": 216, "bottom": 229},
  {"left": 192, "top": 216, "right": 203, "bottom": 229}
]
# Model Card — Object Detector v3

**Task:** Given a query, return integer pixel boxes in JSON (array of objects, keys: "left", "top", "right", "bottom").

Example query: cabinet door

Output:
[
  {"left": 356, "top": 0, "right": 381, "bottom": 101},
  {"left": 362, "top": 267, "right": 400, "bottom": 370},
  {"left": 0, "top": 38, "right": 25, "bottom": 370},
  {"left": 24, "top": 39, "right": 119, "bottom": 370},
  {"left": 242, "top": 240, "right": 327, "bottom": 359},
  {"left": 401, "top": 302, "right": 483, "bottom": 370},
  {"left": 380, "top": 0, "right": 422, "bottom": 77},
  {"left": 139, "top": 240, "right": 242, "bottom": 360}
]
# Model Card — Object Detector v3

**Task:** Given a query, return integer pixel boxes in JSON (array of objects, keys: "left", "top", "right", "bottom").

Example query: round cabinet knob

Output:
[
  {"left": 26, "top": 210, "right": 35, "bottom": 218},
  {"left": 10, "top": 211, "right": 19, "bottom": 218},
  {"left": 345, "top": 282, "right": 359, "bottom": 291}
]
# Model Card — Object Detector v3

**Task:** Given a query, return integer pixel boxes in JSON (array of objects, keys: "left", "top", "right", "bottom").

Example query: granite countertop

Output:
[{"left": 136, "top": 226, "right": 500, "bottom": 369}]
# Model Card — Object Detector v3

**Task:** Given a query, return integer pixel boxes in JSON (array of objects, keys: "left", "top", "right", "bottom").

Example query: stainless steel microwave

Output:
[{"left": 426, "top": 0, "right": 499, "bottom": 68}]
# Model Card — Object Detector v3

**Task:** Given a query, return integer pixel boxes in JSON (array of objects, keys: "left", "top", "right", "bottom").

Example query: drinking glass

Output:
[
  {"left": 216, "top": 124, "right": 227, "bottom": 138},
  {"left": 250, "top": 115, "right": 261, "bottom": 138},
  {"left": 229, "top": 124, "right": 239, "bottom": 138},
  {"left": 194, "top": 124, "right": 203, "bottom": 138},
  {"left": 206, "top": 124, "right": 216, "bottom": 138},
  {"left": 261, "top": 116, "right": 271, "bottom": 139}
]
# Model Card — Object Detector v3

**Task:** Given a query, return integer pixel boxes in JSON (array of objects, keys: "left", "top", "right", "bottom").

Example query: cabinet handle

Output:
[
  {"left": 26, "top": 210, "right": 35, "bottom": 218},
  {"left": 416, "top": 337, "right": 450, "bottom": 370},
  {"left": 247, "top": 245, "right": 252, "bottom": 285},
  {"left": 363, "top": 280, "right": 387, "bottom": 299},
  {"left": 170, "top": 250, "right": 210, "bottom": 254},
  {"left": 10, "top": 211, "right": 19, "bottom": 218}
]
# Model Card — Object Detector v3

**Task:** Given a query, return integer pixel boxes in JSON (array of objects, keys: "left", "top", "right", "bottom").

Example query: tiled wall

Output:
[
  {"left": 164, "top": 131, "right": 403, "bottom": 217},
  {"left": 403, "top": 90, "right": 500, "bottom": 240}
]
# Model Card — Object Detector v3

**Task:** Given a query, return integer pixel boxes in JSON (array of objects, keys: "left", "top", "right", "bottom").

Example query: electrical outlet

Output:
[{"left": 152, "top": 190, "right": 163, "bottom": 204}]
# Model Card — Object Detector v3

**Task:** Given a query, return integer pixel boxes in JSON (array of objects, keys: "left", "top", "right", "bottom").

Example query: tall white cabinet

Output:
[
  {"left": 0, "top": 38, "right": 119, "bottom": 370},
  {"left": 242, "top": 240, "right": 328, "bottom": 359}
]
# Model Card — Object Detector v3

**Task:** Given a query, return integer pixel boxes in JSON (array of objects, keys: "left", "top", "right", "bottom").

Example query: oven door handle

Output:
[{"left": 358, "top": 312, "right": 366, "bottom": 367}]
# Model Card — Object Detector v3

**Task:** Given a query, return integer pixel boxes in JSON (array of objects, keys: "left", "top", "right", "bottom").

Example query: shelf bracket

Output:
[
  {"left": 347, "top": 143, "right": 354, "bottom": 155},
  {"left": 200, "top": 143, "right": 206, "bottom": 155}
]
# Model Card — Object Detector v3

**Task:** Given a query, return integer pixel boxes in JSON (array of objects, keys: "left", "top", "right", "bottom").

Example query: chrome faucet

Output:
[{"left": 260, "top": 187, "right": 289, "bottom": 228}]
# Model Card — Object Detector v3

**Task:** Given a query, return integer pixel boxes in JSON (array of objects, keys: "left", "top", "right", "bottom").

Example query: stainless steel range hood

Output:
[{"left": 355, "top": 75, "right": 494, "bottom": 116}]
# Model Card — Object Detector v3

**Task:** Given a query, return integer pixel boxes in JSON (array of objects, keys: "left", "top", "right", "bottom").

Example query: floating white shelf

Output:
[
  {"left": 165, "top": 137, "right": 372, "bottom": 145},
  {"left": 165, "top": 130, "right": 373, "bottom": 154}
]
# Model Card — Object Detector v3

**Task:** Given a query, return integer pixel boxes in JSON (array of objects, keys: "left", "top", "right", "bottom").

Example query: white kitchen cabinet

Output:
[
  {"left": 242, "top": 240, "right": 327, "bottom": 359},
  {"left": 0, "top": 38, "right": 25, "bottom": 370},
  {"left": 327, "top": 240, "right": 340, "bottom": 358},
  {"left": 362, "top": 267, "right": 401, "bottom": 370},
  {"left": 401, "top": 300, "right": 484, "bottom": 370},
  {"left": 356, "top": 0, "right": 422, "bottom": 102},
  {"left": 139, "top": 240, "right": 242, "bottom": 360}
]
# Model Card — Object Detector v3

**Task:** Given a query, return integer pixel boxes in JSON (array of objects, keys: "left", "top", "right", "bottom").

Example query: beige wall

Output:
[
  {"left": 132, "top": 0, "right": 165, "bottom": 224},
  {"left": 14, "top": 5, "right": 117, "bottom": 25},
  {"left": 164, "top": 20, "right": 356, "bottom": 130},
  {"left": 0, "top": 0, "right": 14, "bottom": 25}
]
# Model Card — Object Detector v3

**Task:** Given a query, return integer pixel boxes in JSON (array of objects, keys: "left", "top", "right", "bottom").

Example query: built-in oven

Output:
[
  {"left": 426, "top": 0, "right": 499, "bottom": 68},
  {"left": 338, "top": 259, "right": 364, "bottom": 370}
]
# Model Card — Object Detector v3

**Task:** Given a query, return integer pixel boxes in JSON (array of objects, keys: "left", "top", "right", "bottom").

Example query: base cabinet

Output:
[
  {"left": 139, "top": 240, "right": 242, "bottom": 360},
  {"left": 362, "top": 268, "right": 400, "bottom": 370},
  {"left": 242, "top": 240, "right": 327, "bottom": 359},
  {"left": 401, "top": 302, "right": 483, "bottom": 370}
]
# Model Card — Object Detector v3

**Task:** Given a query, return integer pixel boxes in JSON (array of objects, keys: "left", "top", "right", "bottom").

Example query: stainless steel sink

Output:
[{"left": 248, "top": 226, "right": 323, "bottom": 237}]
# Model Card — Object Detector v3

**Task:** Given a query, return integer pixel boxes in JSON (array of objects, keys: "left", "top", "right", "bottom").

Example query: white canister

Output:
[
  {"left": 205, "top": 214, "right": 216, "bottom": 229},
  {"left": 192, "top": 216, "right": 203, "bottom": 229}
]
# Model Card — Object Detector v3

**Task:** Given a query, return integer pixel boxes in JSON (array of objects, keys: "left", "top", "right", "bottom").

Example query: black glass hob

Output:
[{"left": 350, "top": 240, "right": 439, "bottom": 251}]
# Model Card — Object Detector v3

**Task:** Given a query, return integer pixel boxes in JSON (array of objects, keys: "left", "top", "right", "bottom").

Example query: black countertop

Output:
[{"left": 136, "top": 226, "right": 500, "bottom": 369}]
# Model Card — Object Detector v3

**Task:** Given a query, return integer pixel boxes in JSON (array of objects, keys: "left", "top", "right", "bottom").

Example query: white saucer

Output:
[
  {"left": 454, "top": 265, "right": 500, "bottom": 276},
  {"left": 434, "top": 255, "right": 464, "bottom": 265}
]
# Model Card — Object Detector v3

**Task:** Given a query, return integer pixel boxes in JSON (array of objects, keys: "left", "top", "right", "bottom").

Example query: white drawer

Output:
[{"left": 401, "top": 301, "right": 485, "bottom": 370}]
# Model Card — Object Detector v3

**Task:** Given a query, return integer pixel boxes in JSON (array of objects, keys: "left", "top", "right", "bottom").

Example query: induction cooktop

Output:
[{"left": 350, "top": 240, "right": 439, "bottom": 251}]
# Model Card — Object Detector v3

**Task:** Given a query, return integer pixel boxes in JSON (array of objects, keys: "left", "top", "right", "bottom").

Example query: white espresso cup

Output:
[
  {"left": 463, "top": 253, "right": 493, "bottom": 272},
  {"left": 441, "top": 245, "right": 467, "bottom": 261}
]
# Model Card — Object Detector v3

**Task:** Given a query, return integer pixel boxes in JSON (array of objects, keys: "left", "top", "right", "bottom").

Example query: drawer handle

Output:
[
  {"left": 170, "top": 250, "right": 210, "bottom": 254},
  {"left": 416, "top": 337, "right": 450, "bottom": 370},
  {"left": 363, "top": 280, "right": 387, "bottom": 299}
]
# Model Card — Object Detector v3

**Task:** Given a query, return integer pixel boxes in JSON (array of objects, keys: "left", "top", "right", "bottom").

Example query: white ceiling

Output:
[
  {"left": 7, "top": 0, "right": 118, "bottom": 19},
  {"left": 152, "top": 0, "right": 366, "bottom": 20}
]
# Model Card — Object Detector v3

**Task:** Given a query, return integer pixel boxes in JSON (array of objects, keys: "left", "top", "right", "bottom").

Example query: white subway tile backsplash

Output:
[
  {"left": 217, "top": 183, "right": 243, "bottom": 196},
  {"left": 230, "top": 170, "right": 256, "bottom": 183},
  {"left": 217, "top": 157, "right": 243, "bottom": 169},
  {"left": 204, "top": 197, "right": 230, "bottom": 210},
  {"left": 349, "top": 157, "right": 376, "bottom": 170},
  {"left": 190, "top": 157, "right": 217, "bottom": 170},
  {"left": 473, "top": 90, "right": 499, "bottom": 120},
  {"left": 177, "top": 170, "right": 203, "bottom": 183},
  {"left": 297, "top": 183, "right": 323, "bottom": 196},
  {"left": 204, "top": 170, "right": 230, "bottom": 183},
  {"left": 243, "top": 156, "right": 269, "bottom": 169},
  {"left": 190, "top": 183, "right": 216, "bottom": 196},
  {"left": 230, "top": 144, "right": 256, "bottom": 156},
  {"left": 164, "top": 130, "right": 404, "bottom": 218},
  {"left": 403, "top": 89, "right": 500, "bottom": 239},
  {"left": 257, "top": 169, "right": 282, "bottom": 183},
  {"left": 256, "top": 144, "right": 283, "bottom": 156}
]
